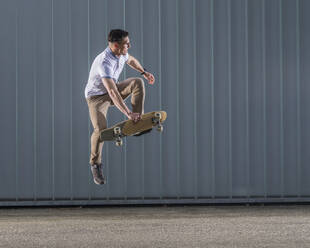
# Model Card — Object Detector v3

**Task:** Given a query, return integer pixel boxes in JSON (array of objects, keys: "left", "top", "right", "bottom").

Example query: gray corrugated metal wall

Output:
[{"left": 1, "top": 0, "right": 310, "bottom": 206}]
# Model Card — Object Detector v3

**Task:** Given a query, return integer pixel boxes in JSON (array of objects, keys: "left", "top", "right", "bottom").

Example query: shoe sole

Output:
[{"left": 93, "top": 178, "right": 106, "bottom": 185}]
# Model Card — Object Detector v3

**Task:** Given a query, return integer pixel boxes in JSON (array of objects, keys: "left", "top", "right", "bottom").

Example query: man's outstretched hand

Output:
[
  {"left": 128, "top": 112, "right": 141, "bottom": 123},
  {"left": 143, "top": 72, "right": 155, "bottom": 85}
]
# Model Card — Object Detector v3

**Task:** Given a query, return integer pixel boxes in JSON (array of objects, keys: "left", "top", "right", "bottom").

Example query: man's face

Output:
[{"left": 117, "top": 36, "right": 130, "bottom": 55}]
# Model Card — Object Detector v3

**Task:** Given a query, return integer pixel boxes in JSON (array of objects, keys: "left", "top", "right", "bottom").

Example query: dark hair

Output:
[{"left": 108, "top": 29, "right": 129, "bottom": 43}]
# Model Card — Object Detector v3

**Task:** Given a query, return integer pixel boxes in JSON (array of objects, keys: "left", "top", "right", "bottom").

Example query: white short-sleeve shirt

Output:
[{"left": 84, "top": 46, "right": 129, "bottom": 98}]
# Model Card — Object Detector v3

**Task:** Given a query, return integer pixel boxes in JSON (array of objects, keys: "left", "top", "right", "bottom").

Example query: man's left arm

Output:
[{"left": 126, "top": 54, "right": 155, "bottom": 85}]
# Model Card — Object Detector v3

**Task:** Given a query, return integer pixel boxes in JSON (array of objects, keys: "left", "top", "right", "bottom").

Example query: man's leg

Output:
[
  {"left": 117, "top": 77, "right": 151, "bottom": 136},
  {"left": 86, "top": 94, "right": 110, "bottom": 184},
  {"left": 87, "top": 95, "right": 110, "bottom": 164},
  {"left": 116, "top": 77, "right": 145, "bottom": 114}
]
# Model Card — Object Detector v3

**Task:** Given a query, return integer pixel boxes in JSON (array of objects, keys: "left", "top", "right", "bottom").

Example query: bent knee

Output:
[
  {"left": 133, "top": 77, "right": 145, "bottom": 89},
  {"left": 93, "top": 125, "right": 107, "bottom": 133}
]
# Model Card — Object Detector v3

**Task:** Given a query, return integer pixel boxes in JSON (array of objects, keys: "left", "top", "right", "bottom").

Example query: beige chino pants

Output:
[{"left": 86, "top": 77, "right": 145, "bottom": 165}]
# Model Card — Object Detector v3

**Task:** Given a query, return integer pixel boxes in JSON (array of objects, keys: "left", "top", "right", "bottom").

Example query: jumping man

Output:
[{"left": 85, "top": 29, "right": 155, "bottom": 185}]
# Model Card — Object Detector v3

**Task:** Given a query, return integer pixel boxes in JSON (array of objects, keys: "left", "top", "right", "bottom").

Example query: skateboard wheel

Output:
[
  {"left": 155, "top": 112, "right": 161, "bottom": 120},
  {"left": 114, "top": 127, "right": 121, "bottom": 135},
  {"left": 157, "top": 125, "right": 163, "bottom": 132},
  {"left": 116, "top": 139, "right": 123, "bottom": 146}
]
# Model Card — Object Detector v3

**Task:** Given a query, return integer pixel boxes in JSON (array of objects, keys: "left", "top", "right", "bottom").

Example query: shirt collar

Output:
[{"left": 107, "top": 46, "right": 120, "bottom": 59}]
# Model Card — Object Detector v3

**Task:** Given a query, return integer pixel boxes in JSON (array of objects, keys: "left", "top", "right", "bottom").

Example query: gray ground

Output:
[{"left": 0, "top": 205, "right": 309, "bottom": 248}]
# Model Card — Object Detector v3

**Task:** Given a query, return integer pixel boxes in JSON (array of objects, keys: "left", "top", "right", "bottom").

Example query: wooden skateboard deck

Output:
[{"left": 100, "top": 110, "right": 167, "bottom": 146}]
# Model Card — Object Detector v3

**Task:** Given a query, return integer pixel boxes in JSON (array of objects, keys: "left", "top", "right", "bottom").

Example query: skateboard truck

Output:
[
  {"left": 113, "top": 126, "right": 123, "bottom": 146},
  {"left": 153, "top": 112, "right": 163, "bottom": 132}
]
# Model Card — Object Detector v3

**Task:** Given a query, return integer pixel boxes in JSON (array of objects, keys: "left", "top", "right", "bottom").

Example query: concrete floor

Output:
[{"left": 0, "top": 205, "right": 310, "bottom": 248}]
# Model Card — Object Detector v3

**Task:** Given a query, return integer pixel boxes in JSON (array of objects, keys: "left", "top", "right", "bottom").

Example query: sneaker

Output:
[
  {"left": 133, "top": 128, "right": 152, "bottom": 137},
  {"left": 90, "top": 163, "right": 106, "bottom": 185}
]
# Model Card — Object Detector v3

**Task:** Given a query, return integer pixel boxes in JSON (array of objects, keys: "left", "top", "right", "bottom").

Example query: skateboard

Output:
[{"left": 100, "top": 110, "right": 167, "bottom": 146}]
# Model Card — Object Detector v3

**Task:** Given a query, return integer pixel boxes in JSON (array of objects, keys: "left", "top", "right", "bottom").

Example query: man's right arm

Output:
[
  {"left": 101, "top": 78, "right": 141, "bottom": 122},
  {"left": 101, "top": 77, "right": 131, "bottom": 117}
]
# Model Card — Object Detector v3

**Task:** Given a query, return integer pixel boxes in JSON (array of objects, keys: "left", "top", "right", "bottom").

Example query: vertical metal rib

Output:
[
  {"left": 279, "top": 0, "right": 284, "bottom": 197},
  {"left": 140, "top": 0, "right": 145, "bottom": 199},
  {"left": 176, "top": 0, "right": 180, "bottom": 199},
  {"left": 87, "top": 0, "right": 91, "bottom": 200},
  {"left": 33, "top": 18, "right": 37, "bottom": 201},
  {"left": 68, "top": 0, "right": 73, "bottom": 200},
  {"left": 51, "top": 0, "right": 55, "bottom": 201},
  {"left": 15, "top": 2, "right": 19, "bottom": 201},
  {"left": 228, "top": 0, "right": 232, "bottom": 198},
  {"left": 158, "top": 0, "right": 163, "bottom": 199},
  {"left": 245, "top": 0, "right": 250, "bottom": 198},
  {"left": 104, "top": 0, "right": 110, "bottom": 200},
  {"left": 296, "top": 0, "right": 301, "bottom": 197},
  {"left": 193, "top": 0, "right": 198, "bottom": 200},
  {"left": 262, "top": 0, "right": 267, "bottom": 198},
  {"left": 123, "top": 0, "right": 127, "bottom": 200},
  {"left": 211, "top": 0, "right": 215, "bottom": 198}
]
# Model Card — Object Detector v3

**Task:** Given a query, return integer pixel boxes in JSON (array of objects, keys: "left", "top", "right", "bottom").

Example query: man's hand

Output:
[
  {"left": 126, "top": 55, "right": 155, "bottom": 84},
  {"left": 143, "top": 72, "right": 155, "bottom": 85},
  {"left": 128, "top": 112, "right": 141, "bottom": 123}
]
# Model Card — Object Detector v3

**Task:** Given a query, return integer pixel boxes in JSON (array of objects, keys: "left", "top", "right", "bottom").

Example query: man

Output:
[{"left": 85, "top": 29, "right": 155, "bottom": 185}]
